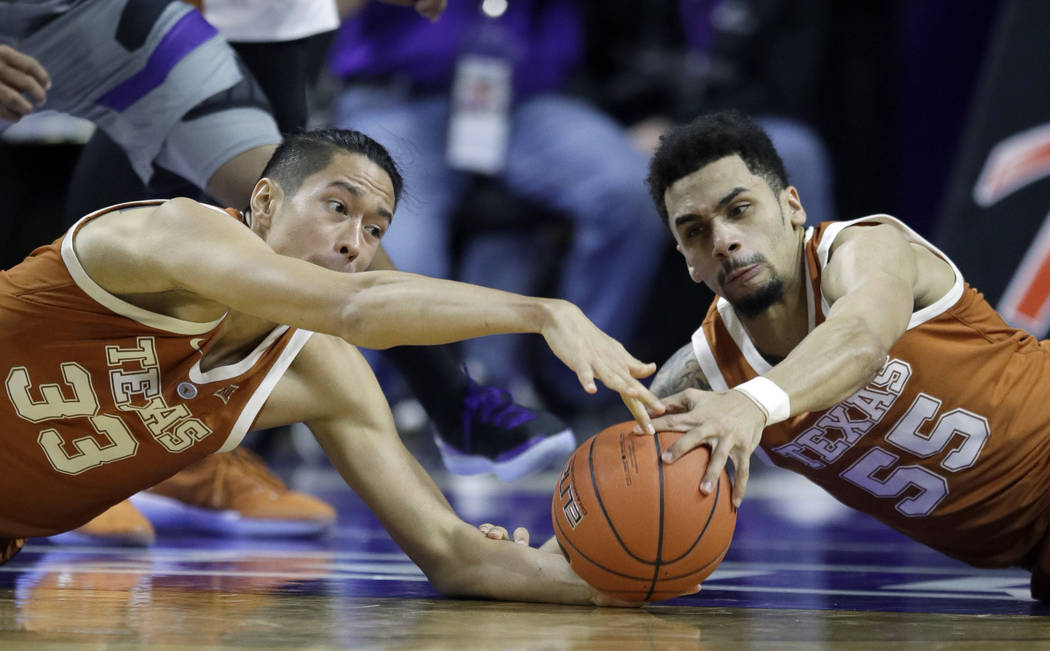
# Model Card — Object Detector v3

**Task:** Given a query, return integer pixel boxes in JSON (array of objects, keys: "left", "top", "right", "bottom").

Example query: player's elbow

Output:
[{"left": 838, "top": 316, "right": 891, "bottom": 380}]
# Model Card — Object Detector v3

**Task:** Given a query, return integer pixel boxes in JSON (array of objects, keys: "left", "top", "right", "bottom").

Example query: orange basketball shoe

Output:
[
  {"left": 131, "top": 448, "right": 337, "bottom": 538},
  {"left": 50, "top": 499, "right": 156, "bottom": 546}
]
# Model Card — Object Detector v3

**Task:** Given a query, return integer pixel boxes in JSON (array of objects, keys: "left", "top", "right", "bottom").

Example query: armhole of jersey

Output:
[
  {"left": 813, "top": 214, "right": 965, "bottom": 330},
  {"left": 715, "top": 299, "right": 773, "bottom": 375},
  {"left": 188, "top": 326, "right": 289, "bottom": 384},
  {"left": 690, "top": 326, "right": 730, "bottom": 392},
  {"left": 62, "top": 201, "right": 227, "bottom": 335},
  {"left": 217, "top": 329, "right": 315, "bottom": 453}
]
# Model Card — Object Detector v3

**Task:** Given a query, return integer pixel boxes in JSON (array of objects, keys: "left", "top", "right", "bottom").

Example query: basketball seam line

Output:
[
  {"left": 644, "top": 432, "right": 667, "bottom": 602},
  {"left": 588, "top": 436, "right": 653, "bottom": 565}
]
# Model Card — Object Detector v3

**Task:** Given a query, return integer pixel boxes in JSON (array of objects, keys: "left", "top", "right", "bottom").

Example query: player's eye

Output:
[{"left": 328, "top": 200, "right": 346, "bottom": 214}]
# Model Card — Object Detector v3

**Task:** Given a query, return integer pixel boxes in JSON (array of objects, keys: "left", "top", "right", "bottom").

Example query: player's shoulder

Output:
[
  {"left": 831, "top": 221, "right": 906, "bottom": 246},
  {"left": 152, "top": 197, "right": 235, "bottom": 227},
  {"left": 824, "top": 220, "right": 913, "bottom": 265}
]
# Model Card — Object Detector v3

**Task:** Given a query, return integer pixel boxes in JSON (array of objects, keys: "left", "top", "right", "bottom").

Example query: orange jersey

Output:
[
  {"left": 0, "top": 201, "right": 312, "bottom": 538},
  {"left": 692, "top": 215, "right": 1050, "bottom": 574}
]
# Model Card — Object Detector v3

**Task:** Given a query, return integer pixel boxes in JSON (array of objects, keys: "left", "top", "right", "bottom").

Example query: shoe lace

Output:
[{"left": 460, "top": 372, "right": 537, "bottom": 449}]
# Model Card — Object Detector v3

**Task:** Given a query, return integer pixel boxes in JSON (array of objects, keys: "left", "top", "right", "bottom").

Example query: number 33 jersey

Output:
[
  {"left": 0, "top": 202, "right": 312, "bottom": 538},
  {"left": 692, "top": 215, "right": 1050, "bottom": 579}
]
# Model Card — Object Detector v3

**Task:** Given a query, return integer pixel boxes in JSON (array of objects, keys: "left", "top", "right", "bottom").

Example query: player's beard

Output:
[
  {"left": 720, "top": 253, "right": 785, "bottom": 318},
  {"left": 732, "top": 273, "right": 785, "bottom": 318}
]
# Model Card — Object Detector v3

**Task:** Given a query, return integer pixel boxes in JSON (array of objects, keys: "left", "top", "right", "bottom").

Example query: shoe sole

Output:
[
  {"left": 129, "top": 493, "right": 334, "bottom": 539},
  {"left": 435, "top": 429, "right": 576, "bottom": 482}
]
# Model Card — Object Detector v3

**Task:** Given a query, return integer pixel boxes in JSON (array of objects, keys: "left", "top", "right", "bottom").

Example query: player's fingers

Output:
[
  {"left": 479, "top": 523, "right": 509, "bottom": 540},
  {"left": 650, "top": 388, "right": 696, "bottom": 414},
  {"left": 730, "top": 454, "right": 751, "bottom": 509},
  {"left": 622, "top": 395, "right": 655, "bottom": 435},
  {"left": 629, "top": 360, "right": 657, "bottom": 379},
  {"left": 677, "top": 584, "right": 703, "bottom": 597},
  {"left": 661, "top": 427, "right": 710, "bottom": 464},
  {"left": 575, "top": 365, "right": 598, "bottom": 394},
  {"left": 700, "top": 441, "right": 732, "bottom": 496},
  {"left": 628, "top": 383, "right": 666, "bottom": 415},
  {"left": 513, "top": 527, "right": 529, "bottom": 546},
  {"left": 646, "top": 410, "right": 697, "bottom": 434}
]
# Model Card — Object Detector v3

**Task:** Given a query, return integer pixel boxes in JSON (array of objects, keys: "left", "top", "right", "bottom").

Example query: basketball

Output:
[{"left": 551, "top": 421, "right": 737, "bottom": 603}]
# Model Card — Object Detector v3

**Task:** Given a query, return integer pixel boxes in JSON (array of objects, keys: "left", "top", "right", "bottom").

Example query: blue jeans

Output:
[
  {"left": 333, "top": 87, "right": 669, "bottom": 399},
  {"left": 757, "top": 116, "right": 835, "bottom": 225}
]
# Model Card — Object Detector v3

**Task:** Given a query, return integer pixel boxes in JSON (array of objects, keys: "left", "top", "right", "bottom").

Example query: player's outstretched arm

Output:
[
  {"left": 76, "top": 198, "right": 663, "bottom": 423},
  {"left": 649, "top": 224, "right": 925, "bottom": 505},
  {"left": 276, "top": 335, "right": 609, "bottom": 605}
]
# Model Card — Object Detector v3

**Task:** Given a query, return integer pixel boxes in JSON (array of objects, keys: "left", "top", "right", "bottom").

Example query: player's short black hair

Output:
[
  {"left": 647, "top": 110, "right": 789, "bottom": 224},
  {"left": 259, "top": 129, "right": 403, "bottom": 208}
]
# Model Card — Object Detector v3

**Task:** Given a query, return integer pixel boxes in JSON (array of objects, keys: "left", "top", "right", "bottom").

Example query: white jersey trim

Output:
[
  {"left": 61, "top": 202, "right": 226, "bottom": 336},
  {"left": 814, "top": 215, "right": 965, "bottom": 330},
  {"left": 217, "top": 328, "right": 315, "bottom": 453},
  {"left": 189, "top": 326, "right": 289, "bottom": 384},
  {"left": 707, "top": 226, "right": 819, "bottom": 377},
  {"left": 690, "top": 327, "right": 729, "bottom": 392}
]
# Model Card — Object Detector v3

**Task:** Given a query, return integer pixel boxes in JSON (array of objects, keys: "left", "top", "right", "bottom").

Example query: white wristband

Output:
[{"left": 732, "top": 377, "right": 791, "bottom": 426}]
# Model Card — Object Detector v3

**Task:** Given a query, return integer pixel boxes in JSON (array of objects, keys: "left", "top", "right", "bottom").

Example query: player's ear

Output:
[
  {"left": 249, "top": 178, "right": 282, "bottom": 235},
  {"left": 675, "top": 244, "right": 702, "bottom": 283},
  {"left": 784, "top": 186, "right": 806, "bottom": 227}
]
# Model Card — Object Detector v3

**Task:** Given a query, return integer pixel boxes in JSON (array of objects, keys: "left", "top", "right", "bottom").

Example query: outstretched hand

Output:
[
  {"left": 540, "top": 301, "right": 665, "bottom": 433},
  {"left": 635, "top": 388, "right": 766, "bottom": 508},
  {"left": 0, "top": 45, "right": 50, "bottom": 123}
]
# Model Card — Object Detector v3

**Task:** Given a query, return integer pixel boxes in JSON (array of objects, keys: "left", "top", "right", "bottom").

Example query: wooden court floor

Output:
[{"left": 2, "top": 465, "right": 1049, "bottom": 649}]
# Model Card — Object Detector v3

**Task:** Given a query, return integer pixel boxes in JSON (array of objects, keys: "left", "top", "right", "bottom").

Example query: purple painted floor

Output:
[{"left": 2, "top": 460, "right": 1049, "bottom": 648}]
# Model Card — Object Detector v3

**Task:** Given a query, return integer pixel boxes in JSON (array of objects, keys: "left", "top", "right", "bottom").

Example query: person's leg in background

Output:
[
  {"left": 757, "top": 116, "right": 836, "bottom": 224},
  {"left": 460, "top": 93, "right": 669, "bottom": 422},
  {"left": 332, "top": 85, "right": 576, "bottom": 480},
  {"left": 36, "top": 0, "right": 330, "bottom": 543}
]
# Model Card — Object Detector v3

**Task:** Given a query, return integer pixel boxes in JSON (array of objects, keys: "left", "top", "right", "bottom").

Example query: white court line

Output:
[
  {"left": 712, "top": 561, "right": 1027, "bottom": 577},
  {"left": 0, "top": 565, "right": 428, "bottom": 581},
  {"left": 699, "top": 584, "right": 1034, "bottom": 602}
]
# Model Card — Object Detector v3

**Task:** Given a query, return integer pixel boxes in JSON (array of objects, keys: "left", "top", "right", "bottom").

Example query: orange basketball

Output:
[{"left": 551, "top": 421, "right": 737, "bottom": 603}]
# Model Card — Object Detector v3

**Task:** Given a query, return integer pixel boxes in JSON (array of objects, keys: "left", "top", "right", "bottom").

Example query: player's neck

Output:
[{"left": 739, "top": 244, "right": 809, "bottom": 359}]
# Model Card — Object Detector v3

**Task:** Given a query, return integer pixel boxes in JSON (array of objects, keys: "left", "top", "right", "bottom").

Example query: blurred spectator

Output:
[
  {"left": 328, "top": 0, "right": 669, "bottom": 414},
  {"left": 581, "top": 0, "right": 836, "bottom": 225},
  {"left": 59, "top": 0, "right": 577, "bottom": 482}
]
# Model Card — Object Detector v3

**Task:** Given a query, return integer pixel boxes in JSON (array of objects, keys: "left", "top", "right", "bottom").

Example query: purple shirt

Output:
[{"left": 329, "top": 0, "right": 581, "bottom": 98}]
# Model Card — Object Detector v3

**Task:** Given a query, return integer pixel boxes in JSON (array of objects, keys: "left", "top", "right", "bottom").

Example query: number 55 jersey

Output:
[
  {"left": 0, "top": 202, "right": 312, "bottom": 540},
  {"left": 692, "top": 215, "right": 1050, "bottom": 597}
]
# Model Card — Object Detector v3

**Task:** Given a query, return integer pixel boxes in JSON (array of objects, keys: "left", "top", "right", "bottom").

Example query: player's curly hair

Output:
[
  {"left": 647, "top": 110, "right": 789, "bottom": 224},
  {"left": 257, "top": 129, "right": 403, "bottom": 209}
]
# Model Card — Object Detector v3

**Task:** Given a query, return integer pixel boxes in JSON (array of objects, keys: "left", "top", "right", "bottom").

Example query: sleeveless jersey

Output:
[
  {"left": 691, "top": 215, "right": 1050, "bottom": 577},
  {"left": 0, "top": 201, "right": 313, "bottom": 538}
]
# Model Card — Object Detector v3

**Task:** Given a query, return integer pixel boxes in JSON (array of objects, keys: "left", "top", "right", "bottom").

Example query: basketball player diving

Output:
[
  {"left": 643, "top": 110, "right": 1050, "bottom": 602},
  {"left": 0, "top": 129, "right": 667, "bottom": 605}
]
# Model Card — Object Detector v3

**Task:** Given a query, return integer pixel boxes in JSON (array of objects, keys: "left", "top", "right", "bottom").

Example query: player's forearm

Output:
[
  {"left": 764, "top": 313, "right": 889, "bottom": 417},
  {"left": 339, "top": 271, "right": 558, "bottom": 349}
]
